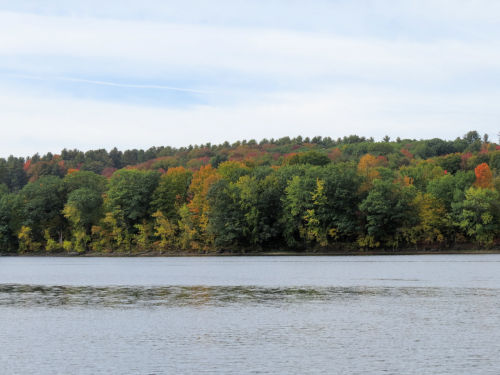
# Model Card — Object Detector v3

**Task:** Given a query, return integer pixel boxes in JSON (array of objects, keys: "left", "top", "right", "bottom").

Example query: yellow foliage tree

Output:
[
  {"left": 152, "top": 210, "right": 177, "bottom": 253},
  {"left": 44, "top": 229, "right": 60, "bottom": 252},
  {"left": 91, "top": 211, "right": 130, "bottom": 253},
  {"left": 18, "top": 226, "right": 40, "bottom": 253},
  {"left": 358, "top": 154, "right": 383, "bottom": 191},
  {"left": 177, "top": 204, "right": 200, "bottom": 251},
  {"left": 405, "top": 192, "right": 450, "bottom": 246},
  {"left": 182, "top": 165, "right": 221, "bottom": 250},
  {"left": 134, "top": 221, "right": 153, "bottom": 252},
  {"left": 62, "top": 204, "right": 88, "bottom": 253},
  {"left": 303, "top": 179, "right": 337, "bottom": 246}
]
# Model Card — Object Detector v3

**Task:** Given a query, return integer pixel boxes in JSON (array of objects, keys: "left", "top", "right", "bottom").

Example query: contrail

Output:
[{"left": 7, "top": 73, "right": 213, "bottom": 94}]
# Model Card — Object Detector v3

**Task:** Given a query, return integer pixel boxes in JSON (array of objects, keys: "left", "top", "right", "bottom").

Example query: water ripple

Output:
[{"left": 0, "top": 284, "right": 496, "bottom": 308}]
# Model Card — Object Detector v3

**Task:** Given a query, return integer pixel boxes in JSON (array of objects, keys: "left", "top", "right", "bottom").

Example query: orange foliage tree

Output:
[{"left": 474, "top": 163, "right": 493, "bottom": 188}]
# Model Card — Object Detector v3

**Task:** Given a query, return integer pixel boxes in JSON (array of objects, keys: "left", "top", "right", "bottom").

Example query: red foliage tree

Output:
[
  {"left": 400, "top": 148, "right": 413, "bottom": 159},
  {"left": 461, "top": 152, "right": 472, "bottom": 169},
  {"left": 328, "top": 148, "right": 342, "bottom": 161},
  {"left": 23, "top": 159, "right": 32, "bottom": 171},
  {"left": 101, "top": 167, "right": 117, "bottom": 178}
]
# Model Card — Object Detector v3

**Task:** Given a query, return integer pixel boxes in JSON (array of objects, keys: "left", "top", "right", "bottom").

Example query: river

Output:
[{"left": 1, "top": 255, "right": 499, "bottom": 374}]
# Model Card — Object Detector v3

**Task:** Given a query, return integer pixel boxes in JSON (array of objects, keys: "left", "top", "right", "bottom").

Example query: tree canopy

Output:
[{"left": 0, "top": 130, "right": 499, "bottom": 254}]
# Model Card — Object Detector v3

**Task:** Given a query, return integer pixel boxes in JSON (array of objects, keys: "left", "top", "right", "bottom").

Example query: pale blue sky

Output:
[{"left": 0, "top": 0, "right": 499, "bottom": 156}]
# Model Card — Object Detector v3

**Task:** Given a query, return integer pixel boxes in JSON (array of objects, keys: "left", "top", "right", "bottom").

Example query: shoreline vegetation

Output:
[
  {"left": 0, "top": 130, "right": 499, "bottom": 256},
  {"left": 3, "top": 247, "right": 500, "bottom": 257}
]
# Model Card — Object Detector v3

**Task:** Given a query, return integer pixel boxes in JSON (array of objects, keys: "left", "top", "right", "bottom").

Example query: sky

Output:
[{"left": 0, "top": 0, "right": 499, "bottom": 157}]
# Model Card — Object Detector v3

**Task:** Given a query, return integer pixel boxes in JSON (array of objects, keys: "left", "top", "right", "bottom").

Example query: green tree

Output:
[
  {"left": 427, "top": 171, "right": 475, "bottom": 210},
  {"left": 151, "top": 167, "right": 192, "bottom": 219},
  {"left": 282, "top": 174, "right": 316, "bottom": 247},
  {"left": 359, "top": 180, "right": 416, "bottom": 248},
  {"left": 19, "top": 176, "right": 67, "bottom": 245},
  {"left": 106, "top": 169, "right": 160, "bottom": 231},
  {"left": 207, "top": 179, "right": 246, "bottom": 248},
  {"left": 456, "top": 187, "right": 500, "bottom": 244},
  {"left": 0, "top": 184, "right": 8, "bottom": 196},
  {"left": 0, "top": 193, "right": 23, "bottom": 252},
  {"left": 236, "top": 172, "right": 283, "bottom": 247},
  {"left": 217, "top": 161, "right": 250, "bottom": 182},
  {"left": 287, "top": 150, "right": 331, "bottom": 166},
  {"left": 63, "top": 188, "right": 104, "bottom": 252},
  {"left": 63, "top": 170, "right": 107, "bottom": 194},
  {"left": 281, "top": 164, "right": 361, "bottom": 247},
  {"left": 399, "top": 161, "right": 444, "bottom": 191}
]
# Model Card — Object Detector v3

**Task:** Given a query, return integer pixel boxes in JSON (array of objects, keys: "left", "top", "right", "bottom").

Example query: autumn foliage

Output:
[
  {"left": 358, "top": 154, "right": 385, "bottom": 190},
  {"left": 474, "top": 163, "right": 493, "bottom": 188},
  {"left": 1, "top": 131, "right": 500, "bottom": 254}
]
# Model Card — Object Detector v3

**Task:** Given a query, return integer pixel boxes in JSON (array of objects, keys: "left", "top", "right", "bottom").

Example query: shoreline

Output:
[{"left": 3, "top": 248, "right": 500, "bottom": 257}]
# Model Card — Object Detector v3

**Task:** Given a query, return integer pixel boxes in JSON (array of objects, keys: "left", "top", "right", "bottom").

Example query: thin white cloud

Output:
[
  {"left": 7, "top": 73, "right": 214, "bottom": 94},
  {"left": 0, "top": 11, "right": 499, "bottom": 82},
  {"left": 4, "top": 0, "right": 500, "bottom": 35}
]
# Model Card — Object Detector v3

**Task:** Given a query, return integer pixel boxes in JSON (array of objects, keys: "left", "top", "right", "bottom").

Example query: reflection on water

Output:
[{"left": 0, "top": 284, "right": 495, "bottom": 308}]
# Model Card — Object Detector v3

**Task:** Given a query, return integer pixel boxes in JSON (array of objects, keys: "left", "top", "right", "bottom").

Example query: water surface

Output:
[{"left": 1, "top": 255, "right": 499, "bottom": 374}]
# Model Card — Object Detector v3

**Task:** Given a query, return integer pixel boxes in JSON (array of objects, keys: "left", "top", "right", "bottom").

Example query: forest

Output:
[{"left": 0, "top": 130, "right": 499, "bottom": 255}]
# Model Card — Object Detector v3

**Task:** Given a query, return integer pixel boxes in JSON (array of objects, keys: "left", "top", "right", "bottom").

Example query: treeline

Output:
[{"left": 0, "top": 130, "right": 499, "bottom": 254}]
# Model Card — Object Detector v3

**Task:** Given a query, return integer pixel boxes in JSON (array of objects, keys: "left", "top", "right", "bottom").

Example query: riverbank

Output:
[{"left": 3, "top": 247, "right": 500, "bottom": 257}]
